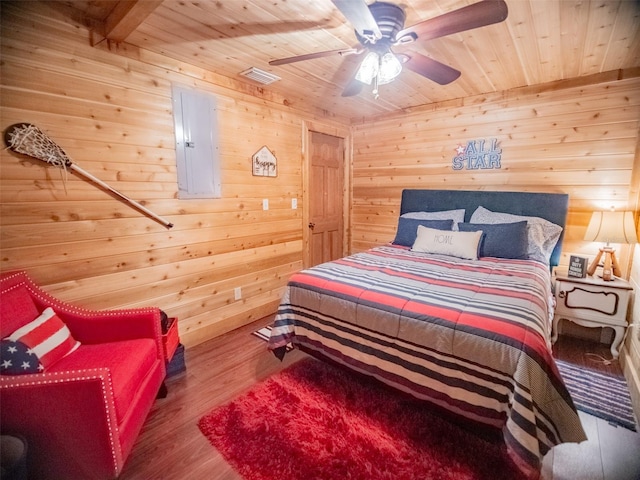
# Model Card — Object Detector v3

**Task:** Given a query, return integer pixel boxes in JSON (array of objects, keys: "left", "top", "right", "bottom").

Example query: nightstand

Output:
[{"left": 552, "top": 273, "right": 633, "bottom": 358}]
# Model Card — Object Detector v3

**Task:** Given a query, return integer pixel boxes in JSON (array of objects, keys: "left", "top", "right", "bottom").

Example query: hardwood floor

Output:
[
  {"left": 543, "top": 336, "right": 640, "bottom": 480},
  {"left": 119, "top": 318, "right": 306, "bottom": 480},
  {"left": 119, "top": 320, "right": 640, "bottom": 480}
]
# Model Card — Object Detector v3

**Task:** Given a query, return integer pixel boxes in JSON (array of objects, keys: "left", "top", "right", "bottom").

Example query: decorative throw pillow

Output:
[
  {"left": 411, "top": 225, "right": 482, "bottom": 260},
  {"left": 392, "top": 218, "right": 454, "bottom": 247},
  {"left": 2, "top": 307, "right": 80, "bottom": 372},
  {"left": 0, "top": 339, "right": 44, "bottom": 375},
  {"left": 470, "top": 206, "right": 563, "bottom": 264},
  {"left": 457, "top": 221, "right": 529, "bottom": 259},
  {"left": 401, "top": 209, "right": 465, "bottom": 230}
]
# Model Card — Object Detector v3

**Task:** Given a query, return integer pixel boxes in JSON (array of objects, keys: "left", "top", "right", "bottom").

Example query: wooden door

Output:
[{"left": 308, "top": 131, "right": 344, "bottom": 267}]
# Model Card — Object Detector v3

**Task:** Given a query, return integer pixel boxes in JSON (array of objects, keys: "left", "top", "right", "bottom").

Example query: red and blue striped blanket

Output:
[{"left": 269, "top": 245, "right": 586, "bottom": 478}]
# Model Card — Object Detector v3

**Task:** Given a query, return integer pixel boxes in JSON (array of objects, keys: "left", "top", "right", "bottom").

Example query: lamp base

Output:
[{"left": 586, "top": 247, "right": 621, "bottom": 281}]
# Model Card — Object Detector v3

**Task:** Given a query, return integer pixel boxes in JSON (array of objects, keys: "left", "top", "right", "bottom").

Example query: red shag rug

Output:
[{"left": 198, "top": 358, "right": 525, "bottom": 480}]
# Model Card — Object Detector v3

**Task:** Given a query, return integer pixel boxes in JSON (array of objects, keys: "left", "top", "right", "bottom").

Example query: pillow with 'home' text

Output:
[{"left": 411, "top": 225, "right": 482, "bottom": 260}]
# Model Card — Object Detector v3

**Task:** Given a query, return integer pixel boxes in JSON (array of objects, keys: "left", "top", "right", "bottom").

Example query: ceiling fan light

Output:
[
  {"left": 355, "top": 51, "right": 379, "bottom": 85},
  {"left": 378, "top": 52, "right": 402, "bottom": 85}
]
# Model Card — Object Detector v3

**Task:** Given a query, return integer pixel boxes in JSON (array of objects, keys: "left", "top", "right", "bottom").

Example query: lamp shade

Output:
[
  {"left": 377, "top": 52, "right": 403, "bottom": 85},
  {"left": 355, "top": 51, "right": 403, "bottom": 87},
  {"left": 355, "top": 52, "right": 379, "bottom": 85},
  {"left": 584, "top": 211, "right": 638, "bottom": 244}
]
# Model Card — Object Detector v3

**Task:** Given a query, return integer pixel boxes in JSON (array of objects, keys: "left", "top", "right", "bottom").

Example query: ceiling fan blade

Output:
[
  {"left": 404, "top": 53, "right": 461, "bottom": 85},
  {"left": 395, "top": 0, "right": 508, "bottom": 43},
  {"left": 332, "top": 0, "right": 382, "bottom": 41},
  {"left": 342, "top": 77, "right": 364, "bottom": 97},
  {"left": 269, "top": 47, "right": 360, "bottom": 66}
]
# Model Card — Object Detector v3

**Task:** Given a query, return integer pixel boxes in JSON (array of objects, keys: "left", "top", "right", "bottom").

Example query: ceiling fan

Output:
[{"left": 269, "top": 0, "right": 508, "bottom": 98}]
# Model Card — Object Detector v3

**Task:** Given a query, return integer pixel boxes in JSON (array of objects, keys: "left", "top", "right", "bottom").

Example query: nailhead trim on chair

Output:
[
  {"left": 1, "top": 272, "right": 158, "bottom": 316},
  {"left": 0, "top": 368, "right": 122, "bottom": 475}
]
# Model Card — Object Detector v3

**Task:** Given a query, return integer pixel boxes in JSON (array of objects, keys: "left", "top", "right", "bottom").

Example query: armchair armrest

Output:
[{"left": 0, "top": 369, "right": 124, "bottom": 479}]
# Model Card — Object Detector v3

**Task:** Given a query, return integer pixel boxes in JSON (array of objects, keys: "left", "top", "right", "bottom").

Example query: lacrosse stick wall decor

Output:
[{"left": 4, "top": 123, "right": 173, "bottom": 228}]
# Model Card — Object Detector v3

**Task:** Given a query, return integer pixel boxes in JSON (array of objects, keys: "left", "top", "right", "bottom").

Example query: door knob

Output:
[{"left": 308, "top": 222, "right": 315, "bottom": 229}]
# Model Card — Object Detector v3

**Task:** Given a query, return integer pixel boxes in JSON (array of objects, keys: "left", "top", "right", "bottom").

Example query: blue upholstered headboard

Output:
[{"left": 399, "top": 189, "right": 569, "bottom": 267}]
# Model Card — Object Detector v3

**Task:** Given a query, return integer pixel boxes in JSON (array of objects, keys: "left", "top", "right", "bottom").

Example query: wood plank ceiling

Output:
[{"left": 38, "top": 1, "right": 640, "bottom": 121}]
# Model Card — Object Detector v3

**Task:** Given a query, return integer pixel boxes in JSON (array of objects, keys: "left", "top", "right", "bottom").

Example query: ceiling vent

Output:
[{"left": 239, "top": 67, "right": 281, "bottom": 85}]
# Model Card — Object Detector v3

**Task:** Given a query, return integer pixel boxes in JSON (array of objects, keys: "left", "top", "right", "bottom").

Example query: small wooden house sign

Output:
[{"left": 252, "top": 146, "right": 277, "bottom": 177}]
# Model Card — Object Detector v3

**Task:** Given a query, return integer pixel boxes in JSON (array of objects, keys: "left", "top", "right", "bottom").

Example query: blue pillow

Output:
[
  {"left": 457, "top": 221, "right": 529, "bottom": 259},
  {"left": 392, "top": 218, "right": 454, "bottom": 247}
]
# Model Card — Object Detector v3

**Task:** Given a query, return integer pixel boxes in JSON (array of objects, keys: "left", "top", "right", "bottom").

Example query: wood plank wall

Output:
[
  {"left": 350, "top": 72, "right": 640, "bottom": 276},
  {"left": 0, "top": 2, "right": 348, "bottom": 347},
  {"left": 2, "top": 2, "right": 639, "bottom": 350}
]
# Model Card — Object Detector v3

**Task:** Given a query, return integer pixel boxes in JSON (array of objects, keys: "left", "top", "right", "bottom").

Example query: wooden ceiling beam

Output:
[{"left": 103, "top": 0, "right": 163, "bottom": 43}]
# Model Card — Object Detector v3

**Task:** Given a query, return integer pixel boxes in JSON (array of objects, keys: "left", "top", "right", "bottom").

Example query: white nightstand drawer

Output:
[
  {"left": 553, "top": 274, "right": 633, "bottom": 358},
  {"left": 555, "top": 280, "right": 629, "bottom": 326}
]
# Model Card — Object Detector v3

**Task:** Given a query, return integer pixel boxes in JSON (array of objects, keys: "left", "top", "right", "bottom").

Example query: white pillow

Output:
[
  {"left": 411, "top": 225, "right": 482, "bottom": 260},
  {"left": 470, "top": 206, "right": 563, "bottom": 264},
  {"left": 401, "top": 209, "right": 465, "bottom": 230}
]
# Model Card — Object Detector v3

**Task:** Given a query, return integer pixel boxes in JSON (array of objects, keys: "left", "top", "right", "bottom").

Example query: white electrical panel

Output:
[{"left": 172, "top": 85, "right": 221, "bottom": 198}]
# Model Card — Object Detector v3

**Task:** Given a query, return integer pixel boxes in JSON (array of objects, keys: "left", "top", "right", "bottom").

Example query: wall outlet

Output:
[
  {"left": 291, "top": 198, "right": 297, "bottom": 209},
  {"left": 234, "top": 287, "right": 242, "bottom": 300},
  {"left": 262, "top": 199, "right": 269, "bottom": 210}
]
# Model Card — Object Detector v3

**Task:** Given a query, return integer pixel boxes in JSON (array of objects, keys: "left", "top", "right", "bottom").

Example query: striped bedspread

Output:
[{"left": 268, "top": 245, "right": 586, "bottom": 478}]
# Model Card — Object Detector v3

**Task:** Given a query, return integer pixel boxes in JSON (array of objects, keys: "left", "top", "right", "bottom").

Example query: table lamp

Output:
[{"left": 584, "top": 210, "right": 638, "bottom": 281}]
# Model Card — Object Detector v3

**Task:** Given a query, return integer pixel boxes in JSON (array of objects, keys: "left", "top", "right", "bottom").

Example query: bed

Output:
[{"left": 268, "top": 189, "right": 587, "bottom": 478}]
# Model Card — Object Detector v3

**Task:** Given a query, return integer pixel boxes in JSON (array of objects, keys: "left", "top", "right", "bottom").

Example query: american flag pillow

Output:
[
  {"left": 1, "top": 339, "right": 44, "bottom": 375},
  {"left": 1, "top": 307, "right": 80, "bottom": 373}
]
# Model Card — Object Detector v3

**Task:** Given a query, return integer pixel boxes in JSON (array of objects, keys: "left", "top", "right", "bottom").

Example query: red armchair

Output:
[{"left": 0, "top": 271, "right": 167, "bottom": 479}]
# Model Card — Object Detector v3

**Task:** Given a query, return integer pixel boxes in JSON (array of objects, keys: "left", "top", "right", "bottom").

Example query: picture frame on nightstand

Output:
[{"left": 567, "top": 255, "right": 588, "bottom": 278}]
